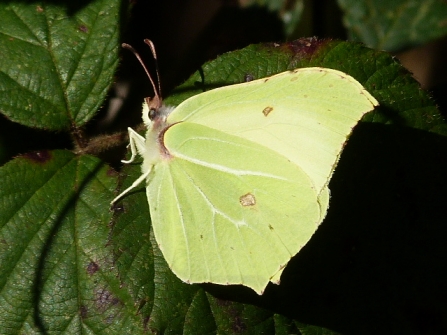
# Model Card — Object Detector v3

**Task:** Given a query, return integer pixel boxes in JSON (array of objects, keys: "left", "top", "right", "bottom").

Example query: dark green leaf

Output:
[
  {"left": 0, "top": 0, "right": 120, "bottom": 130},
  {"left": 338, "top": 0, "right": 447, "bottom": 51},
  {"left": 0, "top": 150, "right": 147, "bottom": 333}
]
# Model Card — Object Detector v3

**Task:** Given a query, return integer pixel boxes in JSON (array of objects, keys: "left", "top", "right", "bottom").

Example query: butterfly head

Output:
[
  {"left": 142, "top": 94, "right": 174, "bottom": 126},
  {"left": 123, "top": 39, "right": 171, "bottom": 126}
]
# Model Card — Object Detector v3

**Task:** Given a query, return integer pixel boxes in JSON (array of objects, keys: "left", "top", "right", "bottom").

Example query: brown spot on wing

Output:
[
  {"left": 262, "top": 106, "right": 273, "bottom": 116},
  {"left": 240, "top": 193, "right": 256, "bottom": 206}
]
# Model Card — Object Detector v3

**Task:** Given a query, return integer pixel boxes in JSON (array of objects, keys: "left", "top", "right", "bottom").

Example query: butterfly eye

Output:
[{"left": 148, "top": 108, "right": 157, "bottom": 120}]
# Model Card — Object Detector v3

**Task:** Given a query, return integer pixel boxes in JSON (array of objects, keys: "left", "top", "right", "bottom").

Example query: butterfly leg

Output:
[
  {"left": 121, "top": 127, "right": 146, "bottom": 164},
  {"left": 110, "top": 167, "right": 151, "bottom": 205},
  {"left": 111, "top": 127, "right": 150, "bottom": 205}
]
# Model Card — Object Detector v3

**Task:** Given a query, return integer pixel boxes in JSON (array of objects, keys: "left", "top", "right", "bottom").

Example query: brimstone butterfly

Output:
[{"left": 112, "top": 40, "right": 379, "bottom": 294}]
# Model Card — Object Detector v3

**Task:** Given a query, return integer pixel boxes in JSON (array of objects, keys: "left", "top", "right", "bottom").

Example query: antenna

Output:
[
  {"left": 121, "top": 40, "right": 161, "bottom": 101},
  {"left": 143, "top": 39, "right": 163, "bottom": 99}
]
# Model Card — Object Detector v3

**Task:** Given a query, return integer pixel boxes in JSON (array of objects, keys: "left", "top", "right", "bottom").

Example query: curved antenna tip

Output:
[{"left": 122, "top": 40, "right": 162, "bottom": 102}]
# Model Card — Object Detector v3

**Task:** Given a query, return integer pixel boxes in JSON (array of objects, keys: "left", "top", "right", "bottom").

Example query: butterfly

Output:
[{"left": 112, "top": 39, "right": 378, "bottom": 294}]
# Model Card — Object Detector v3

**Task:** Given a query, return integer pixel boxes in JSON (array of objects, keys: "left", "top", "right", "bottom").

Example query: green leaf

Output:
[
  {"left": 337, "top": 0, "right": 447, "bottom": 51},
  {"left": 0, "top": 0, "right": 120, "bottom": 130},
  {"left": 0, "top": 150, "right": 138, "bottom": 333}
]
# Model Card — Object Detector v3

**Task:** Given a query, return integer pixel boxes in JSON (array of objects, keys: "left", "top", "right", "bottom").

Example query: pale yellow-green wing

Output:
[
  {"left": 144, "top": 67, "right": 378, "bottom": 294},
  {"left": 147, "top": 122, "right": 322, "bottom": 294}
]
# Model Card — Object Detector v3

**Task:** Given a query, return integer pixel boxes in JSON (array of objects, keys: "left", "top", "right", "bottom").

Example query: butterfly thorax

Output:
[{"left": 142, "top": 100, "right": 175, "bottom": 173}]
